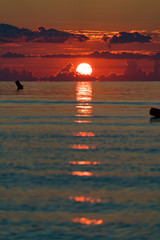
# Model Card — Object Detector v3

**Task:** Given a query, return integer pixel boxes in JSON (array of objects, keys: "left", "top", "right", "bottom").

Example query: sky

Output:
[
  {"left": 0, "top": 0, "right": 160, "bottom": 31},
  {"left": 0, "top": 0, "right": 159, "bottom": 80}
]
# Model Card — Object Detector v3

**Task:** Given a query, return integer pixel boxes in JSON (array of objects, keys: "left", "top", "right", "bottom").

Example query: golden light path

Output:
[
  {"left": 69, "top": 161, "right": 100, "bottom": 165},
  {"left": 75, "top": 81, "right": 93, "bottom": 123},
  {"left": 69, "top": 196, "right": 101, "bottom": 203},
  {"left": 72, "top": 217, "right": 103, "bottom": 225},
  {"left": 70, "top": 81, "right": 104, "bottom": 227},
  {"left": 76, "top": 63, "right": 92, "bottom": 75}
]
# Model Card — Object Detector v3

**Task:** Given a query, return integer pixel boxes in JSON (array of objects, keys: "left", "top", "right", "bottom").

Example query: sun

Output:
[{"left": 76, "top": 63, "right": 92, "bottom": 75}]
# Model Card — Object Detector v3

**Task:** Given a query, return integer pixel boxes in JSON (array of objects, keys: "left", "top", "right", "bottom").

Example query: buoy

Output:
[
  {"left": 15, "top": 80, "right": 23, "bottom": 90},
  {"left": 150, "top": 108, "right": 160, "bottom": 118}
]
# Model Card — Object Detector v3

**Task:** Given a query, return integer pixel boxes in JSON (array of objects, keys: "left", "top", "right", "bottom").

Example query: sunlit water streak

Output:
[{"left": 0, "top": 81, "right": 160, "bottom": 240}]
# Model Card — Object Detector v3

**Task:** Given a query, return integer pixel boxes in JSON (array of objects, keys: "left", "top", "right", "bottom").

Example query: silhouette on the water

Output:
[
  {"left": 15, "top": 80, "right": 23, "bottom": 90},
  {"left": 150, "top": 107, "right": 160, "bottom": 118},
  {"left": 150, "top": 117, "right": 160, "bottom": 123}
]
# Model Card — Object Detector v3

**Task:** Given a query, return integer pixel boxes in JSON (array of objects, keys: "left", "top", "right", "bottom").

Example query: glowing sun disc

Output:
[{"left": 76, "top": 63, "right": 92, "bottom": 75}]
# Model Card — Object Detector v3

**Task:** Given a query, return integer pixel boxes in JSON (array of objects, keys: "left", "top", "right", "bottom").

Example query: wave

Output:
[{"left": 0, "top": 99, "right": 160, "bottom": 106}]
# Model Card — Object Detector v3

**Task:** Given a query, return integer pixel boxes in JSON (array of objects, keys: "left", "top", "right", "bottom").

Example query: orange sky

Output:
[
  {"left": 0, "top": 0, "right": 160, "bottom": 31},
  {"left": 0, "top": 0, "right": 159, "bottom": 80}
]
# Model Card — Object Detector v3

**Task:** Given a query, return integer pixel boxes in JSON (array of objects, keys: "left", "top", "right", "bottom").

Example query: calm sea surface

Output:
[{"left": 0, "top": 81, "right": 160, "bottom": 240}]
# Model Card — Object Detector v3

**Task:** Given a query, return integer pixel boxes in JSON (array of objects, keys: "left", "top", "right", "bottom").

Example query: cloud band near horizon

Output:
[{"left": 2, "top": 51, "right": 160, "bottom": 60}]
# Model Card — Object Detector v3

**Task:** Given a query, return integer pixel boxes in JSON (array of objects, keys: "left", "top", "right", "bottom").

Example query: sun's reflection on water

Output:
[
  {"left": 72, "top": 171, "right": 93, "bottom": 176},
  {"left": 73, "top": 132, "right": 95, "bottom": 137},
  {"left": 72, "top": 217, "right": 103, "bottom": 226},
  {"left": 70, "top": 144, "right": 96, "bottom": 150},
  {"left": 74, "top": 119, "right": 92, "bottom": 123},
  {"left": 75, "top": 81, "right": 93, "bottom": 123},
  {"left": 70, "top": 196, "right": 101, "bottom": 203},
  {"left": 72, "top": 81, "right": 95, "bottom": 150},
  {"left": 76, "top": 81, "right": 92, "bottom": 102},
  {"left": 69, "top": 161, "right": 100, "bottom": 165},
  {"left": 69, "top": 81, "right": 103, "bottom": 226}
]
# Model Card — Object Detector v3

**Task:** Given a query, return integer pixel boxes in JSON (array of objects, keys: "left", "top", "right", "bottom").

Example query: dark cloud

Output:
[
  {"left": 2, "top": 52, "right": 26, "bottom": 58},
  {"left": 0, "top": 38, "right": 13, "bottom": 43},
  {"left": 52, "top": 63, "right": 75, "bottom": 81},
  {"left": 41, "top": 50, "right": 155, "bottom": 60},
  {"left": 41, "top": 53, "right": 81, "bottom": 58},
  {"left": 58, "top": 63, "right": 74, "bottom": 74},
  {"left": 0, "top": 24, "right": 89, "bottom": 43},
  {"left": 0, "top": 24, "right": 33, "bottom": 42},
  {"left": 98, "top": 59, "right": 160, "bottom": 82},
  {"left": 103, "top": 31, "right": 152, "bottom": 44},
  {"left": 0, "top": 68, "right": 37, "bottom": 82},
  {"left": 89, "top": 50, "right": 149, "bottom": 59},
  {"left": 2, "top": 49, "right": 160, "bottom": 60},
  {"left": 102, "top": 34, "right": 109, "bottom": 42},
  {"left": 2, "top": 50, "right": 160, "bottom": 60},
  {"left": 34, "top": 27, "right": 89, "bottom": 43},
  {"left": 152, "top": 52, "right": 160, "bottom": 60}
]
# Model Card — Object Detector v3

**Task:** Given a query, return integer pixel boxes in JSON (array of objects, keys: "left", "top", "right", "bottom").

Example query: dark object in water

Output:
[
  {"left": 15, "top": 80, "right": 23, "bottom": 90},
  {"left": 150, "top": 107, "right": 160, "bottom": 118}
]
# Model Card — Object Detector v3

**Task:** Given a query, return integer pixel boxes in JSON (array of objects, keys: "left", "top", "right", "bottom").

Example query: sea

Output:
[{"left": 0, "top": 81, "right": 160, "bottom": 240}]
